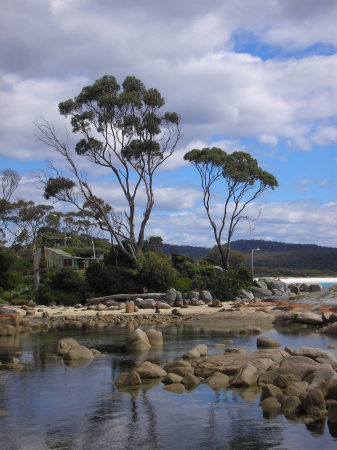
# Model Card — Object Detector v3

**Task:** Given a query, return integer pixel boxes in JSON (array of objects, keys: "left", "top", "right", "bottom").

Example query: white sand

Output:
[{"left": 279, "top": 277, "right": 337, "bottom": 285}]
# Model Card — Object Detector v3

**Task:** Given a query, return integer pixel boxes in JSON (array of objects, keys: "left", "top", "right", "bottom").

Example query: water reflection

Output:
[{"left": 0, "top": 325, "right": 336, "bottom": 449}]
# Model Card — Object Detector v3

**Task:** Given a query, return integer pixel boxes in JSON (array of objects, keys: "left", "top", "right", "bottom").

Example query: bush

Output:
[
  {"left": 175, "top": 276, "right": 193, "bottom": 292},
  {"left": 136, "top": 251, "right": 177, "bottom": 292},
  {"left": 86, "top": 261, "right": 138, "bottom": 295},
  {"left": 171, "top": 253, "right": 200, "bottom": 279},
  {"left": 35, "top": 267, "right": 86, "bottom": 305},
  {"left": 0, "top": 248, "right": 25, "bottom": 290},
  {"left": 192, "top": 264, "right": 251, "bottom": 300}
]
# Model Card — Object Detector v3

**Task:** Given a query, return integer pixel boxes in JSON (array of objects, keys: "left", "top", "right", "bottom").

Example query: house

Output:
[{"left": 33, "top": 247, "right": 102, "bottom": 271}]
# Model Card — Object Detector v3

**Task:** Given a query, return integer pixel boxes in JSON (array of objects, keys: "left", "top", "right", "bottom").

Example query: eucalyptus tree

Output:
[
  {"left": 37, "top": 75, "right": 181, "bottom": 263},
  {"left": 0, "top": 169, "right": 21, "bottom": 244},
  {"left": 184, "top": 148, "right": 278, "bottom": 269}
]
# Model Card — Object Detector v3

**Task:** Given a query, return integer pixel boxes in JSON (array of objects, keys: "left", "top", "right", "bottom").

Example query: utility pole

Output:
[{"left": 251, "top": 248, "right": 260, "bottom": 279}]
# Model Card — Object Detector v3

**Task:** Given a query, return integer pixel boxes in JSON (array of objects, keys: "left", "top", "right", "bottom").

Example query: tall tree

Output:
[
  {"left": 184, "top": 148, "right": 278, "bottom": 269},
  {"left": 37, "top": 75, "right": 181, "bottom": 263},
  {"left": 0, "top": 169, "right": 21, "bottom": 245}
]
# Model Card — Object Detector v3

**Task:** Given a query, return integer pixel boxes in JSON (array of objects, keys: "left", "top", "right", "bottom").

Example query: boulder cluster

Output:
[
  {"left": 115, "top": 330, "right": 337, "bottom": 427},
  {"left": 56, "top": 337, "right": 101, "bottom": 361},
  {"left": 274, "top": 311, "right": 337, "bottom": 335},
  {"left": 239, "top": 278, "right": 322, "bottom": 302}
]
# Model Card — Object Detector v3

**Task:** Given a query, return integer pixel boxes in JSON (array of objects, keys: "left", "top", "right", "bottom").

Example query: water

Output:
[{"left": 1, "top": 325, "right": 337, "bottom": 450}]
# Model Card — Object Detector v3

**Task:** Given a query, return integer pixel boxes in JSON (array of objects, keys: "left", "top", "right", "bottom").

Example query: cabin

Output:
[{"left": 33, "top": 247, "right": 102, "bottom": 271}]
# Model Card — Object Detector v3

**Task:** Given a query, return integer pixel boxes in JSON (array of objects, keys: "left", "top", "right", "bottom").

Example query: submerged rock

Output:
[
  {"left": 136, "top": 361, "right": 166, "bottom": 379},
  {"left": 164, "top": 383, "right": 185, "bottom": 394},
  {"left": 206, "top": 372, "right": 229, "bottom": 390},
  {"left": 115, "top": 370, "right": 141, "bottom": 387},
  {"left": 257, "top": 336, "right": 281, "bottom": 349}
]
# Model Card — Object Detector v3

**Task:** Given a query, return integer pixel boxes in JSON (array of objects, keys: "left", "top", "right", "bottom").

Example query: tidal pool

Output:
[{"left": 0, "top": 325, "right": 337, "bottom": 450}]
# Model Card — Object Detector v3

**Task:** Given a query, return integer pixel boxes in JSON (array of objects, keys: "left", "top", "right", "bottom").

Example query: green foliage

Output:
[
  {"left": 86, "top": 261, "right": 137, "bottom": 295},
  {"left": 35, "top": 267, "right": 86, "bottom": 305},
  {"left": 171, "top": 253, "right": 200, "bottom": 279},
  {"left": 203, "top": 246, "right": 246, "bottom": 267},
  {"left": 175, "top": 276, "right": 193, "bottom": 292},
  {"left": 192, "top": 264, "right": 252, "bottom": 300},
  {"left": 136, "top": 251, "right": 177, "bottom": 292},
  {"left": 44, "top": 177, "right": 76, "bottom": 200},
  {"left": 0, "top": 248, "right": 26, "bottom": 290}
]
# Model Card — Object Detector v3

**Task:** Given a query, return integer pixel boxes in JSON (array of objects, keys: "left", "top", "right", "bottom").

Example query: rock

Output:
[
  {"left": 181, "top": 372, "right": 201, "bottom": 390},
  {"left": 188, "top": 291, "right": 199, "bottom": 300},
  {"left": 145, "top": 329, "right": 163, "bottom": 348},
  {"left": 206, "top": 372, "right": 229, "bottom": 390},
  {"left": 328, "top": 400, "right": 337, "bottom": 424},
  {"left": 26, "top": 310, "right": 35, "bottom": 316},
  {"left": 260, "top": 384, "right": 283, "bottom": 402},
  {"left": 210, "top": 299, "right": 222, "bottom": 307},
  {"left": 266, "top": 279, "right": 286, "bottom": 292},
  {"left": 175, "top": 299, "right": 183, "bottom": 307},
  {"left": 165, "top": 288, "right": 177, "bottom": 305},
  {"left": 4, "top": 362, "right": 24, "bottom": 370},
  {"left": 288, "top": 284, "right": 300, "bottom": 294},
  {"left": 183, "top": 299, "right": 191, "bottom": 306},
  {"left": 282, "top": 396, "right": 301, "bottom": 416},
  {"left": 96, "top": 303, "right": 106, "bottom": 311},
  {"left": 183, "top": 348, "right": 201, "bottom": 359},
  {"left": 294, "top": 313, "right": 323, "bottom": 326},
  {"left": 162, "top": 373, "right": 183, "bottom": 384},
  {"left": 195, "top": 344, "right": 208, "bottom": 357},
  {"left": 163, "top": 360, "right": 191, "bottom": 372},
  {"left": 273, "top": 374, "right": 298, "bottom": 389},
  {"left": 190, "top": 299, "right": 204, "bottom": 306},
  {"left": 115, "top": 370, "right": 141, "bottom": 387},
  {"left": 326, "top": 382, "right": 337, "bottom": 400},
  {"left": 74, "top": 303, "right": 82, "bottom": 309},
  {"left": 231, "top": 364, "right": 258, "bottom": 387},
  {"left": 259, "top": 397, "right": 281, "bottom": 414},
  {"left": 164, "top": 383, "right": 185, "bottom": 394},
  {"left": 250, "top": 287, "right": 272, "bottom": 298},
  {"left": 175, "top": 291, "right": 183, "bottom": 301},
  {"left": 300, "top": 283, "right": 310, "bottom": 292},
  {"left": 285, "top": 346, "right": 337, "bottom": 367},
  {"left": 0, "top": 325, "right": 16, "bottom": 336},
  {"left": 155, "top": 301, "right": 171, "bottom": 310},
  {"left": 322, "top": 323, "right": 337, "bottom": 335},
  {"left": 169, "top": 366, "right": 195, "bottom": 377},
  {"left": 309, "top": 284, "right": 322, "bottom": 292},
  {"left": 91, "top": 349, "right": 101, "bottom": 356},
  {"left": 64, "top": 345, "right": 94, "bottom": 361},
  {"left": 255, "top": 280, "right": 268, "bottom": 290},
  {"left": 136, "top": 361, "right": 166, "bottom": 379},
  {"left": 201, "top": 290, "right": 212, "bottom": 302},
  {"left": 285, "top": 381, "right": 309, "bottom": 397},
  {"left": 301, "top": 388, "right": 326, "bottom": 416},
  {"left": 57, "top": 338, "right": 80, "bottom": 356},
  {"left": 239, "top": 289, "right": 254, "bottom": 301},
  {"left": 257, "top": 336, "right": 281, "bottom": 349},
  {"left": 42, "top": 311, "right": 50, "bottom": 319},
  {"left": 172, "top": 308, "right": 182, "bottom": 316},
  {"left": 138, "top": 299, "right": 156, "bottom": 309},
  {"left": 126, "top": 329, "right": 151, "bottom": 353}
]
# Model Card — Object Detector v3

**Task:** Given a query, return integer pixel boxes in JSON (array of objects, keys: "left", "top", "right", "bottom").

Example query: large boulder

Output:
[
  {"left": 206, "top": 372, "right": 230, "bottom": 390},
  {"left": 163, "top": 360, "right": 191, "bottom": 372},
  {"left": 57, "top": 338, "right": 81, "bottom": 356},
  {"left": 181, "top": 372, "right": 201, "bottom": 390},
  {"left": 257, "top": 336, "right": 281, "bottom": 349},
  {"left": 250, "top": 287, "right": 272, "bottom": 298},
  {"left": 169, "top": 366, "right": 195, "bottom": 377},
  {"left": 201, "top": 290, "right": 212, "bottom": 302},
  {"left": 138, "top": 299, "right": 156, "bottom": 309},
  {"left": 259, "top": 397, "right": 281, "bottom": 414},
  {"left": 188, "top": 291, "right": 199, "bottom": 300},
  {"left": 162, "top": 373, "right": 183, "bottom": 384},
  {"left": 255, "top": 280, "right": 268, "bottom": 290},
  {"left": 231, "top": 364, "right": 258, "bottom": 387},
  {"left": 300, "top": 388, "right": 326, "bottom": 416},
  {"left": 282, "top": 396, "right": 301, "bottom": 416},
  {"left": 288, "top": 284, "right": 300, "bottom": 294},
  {"left": 195, "top": 344, "right": 208, "bottom": 357},
  {"left": 63, "top": 345, "right": 94, "bottom": 361},
  {"left": 266, "top": 279, "right": 286, "bottom": 292},
  {"left": 239, "top": 289, "right": 254, "bottom": 301},
  {"left": 294, "top": 313, "right": 323, "bottom": 326},
  {"left": 136, "top": 361, "right": 166, "bottom": 379},
  {"left": 260, "top": 384, "right": 283, "bottom": 402},
  {"left": 145, "top": 329, "right": 163, "bottom": 348},
  {"left": 165, "top": 288, "right": 177, "bottom": 305},
  {"left": 309, "top": 284, "right": 322, "bottom": 292},
  {"left": 115, "top": 370, "right": 141, "bottom": 387},
  {"left": 126, "top": 329, "right": 151, "bottom": 353},
  {"left": 285, "top": 346, "right": 337, "bottom": 367},
  {"left": 183, "top": 347, "right": 201, "bottom": 359}
]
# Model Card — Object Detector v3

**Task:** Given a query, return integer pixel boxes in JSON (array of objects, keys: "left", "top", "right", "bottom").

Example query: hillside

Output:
[{"left": 162, "top": 239, "right": 337, "bottom": 276}]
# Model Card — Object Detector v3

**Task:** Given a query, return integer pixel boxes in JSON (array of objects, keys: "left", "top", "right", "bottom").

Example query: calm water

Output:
[{"left": 1, "top": 325, "right": 337, "bottom": 450}]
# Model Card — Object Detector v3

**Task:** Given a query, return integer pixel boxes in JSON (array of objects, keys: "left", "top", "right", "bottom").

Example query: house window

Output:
[{"left": 63, "top": 259, "right": 72, "bottom": 267}]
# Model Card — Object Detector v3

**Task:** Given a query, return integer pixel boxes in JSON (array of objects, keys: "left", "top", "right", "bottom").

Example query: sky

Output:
[{"left": 1, "top": 0, "right": 337, "bottom": 247}]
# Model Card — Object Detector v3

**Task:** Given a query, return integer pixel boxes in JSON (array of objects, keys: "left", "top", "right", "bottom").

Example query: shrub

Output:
[
  {"left": 171, "top": 253, "right": 200, "bottom": 279},
  {"left": 192, "top": 264, "right": 251, "bottom": 300},
  {"left": 175, "top": 276, "right": 193, "bottom": 292},
  {"left": 35, "top": 267, "right": 86, "bottom": 305},
  {"left": 136, "top": 251, "right": 177, "bottom": 292},
  {"left": 86, "top": 261, "right": 137, "bottom": 295},
  {"left": 0, "top": 248, "right": 25, "bottom": 290}
]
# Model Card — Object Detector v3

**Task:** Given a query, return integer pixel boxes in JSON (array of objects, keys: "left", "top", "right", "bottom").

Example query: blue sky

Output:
[{"left": 1, "top": 0, "right": 337, "bottom": 247}]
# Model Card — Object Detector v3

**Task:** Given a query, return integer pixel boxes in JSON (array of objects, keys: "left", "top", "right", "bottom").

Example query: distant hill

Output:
[{"left": 161, "top": 239, "right": 337, "bottom": 276}]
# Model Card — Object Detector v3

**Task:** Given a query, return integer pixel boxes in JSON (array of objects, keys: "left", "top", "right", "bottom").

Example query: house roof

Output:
[{"left": 46, "top": 247, "right": 74, "bottom": 257}]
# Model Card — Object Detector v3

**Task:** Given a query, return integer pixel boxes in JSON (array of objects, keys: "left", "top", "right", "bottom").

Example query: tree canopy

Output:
[
  {"left": 184, "top": 147, "right": 278, "bottom": 269},
  {"left": 38, "top": 74, "right": 181, "bottom": 263}
]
